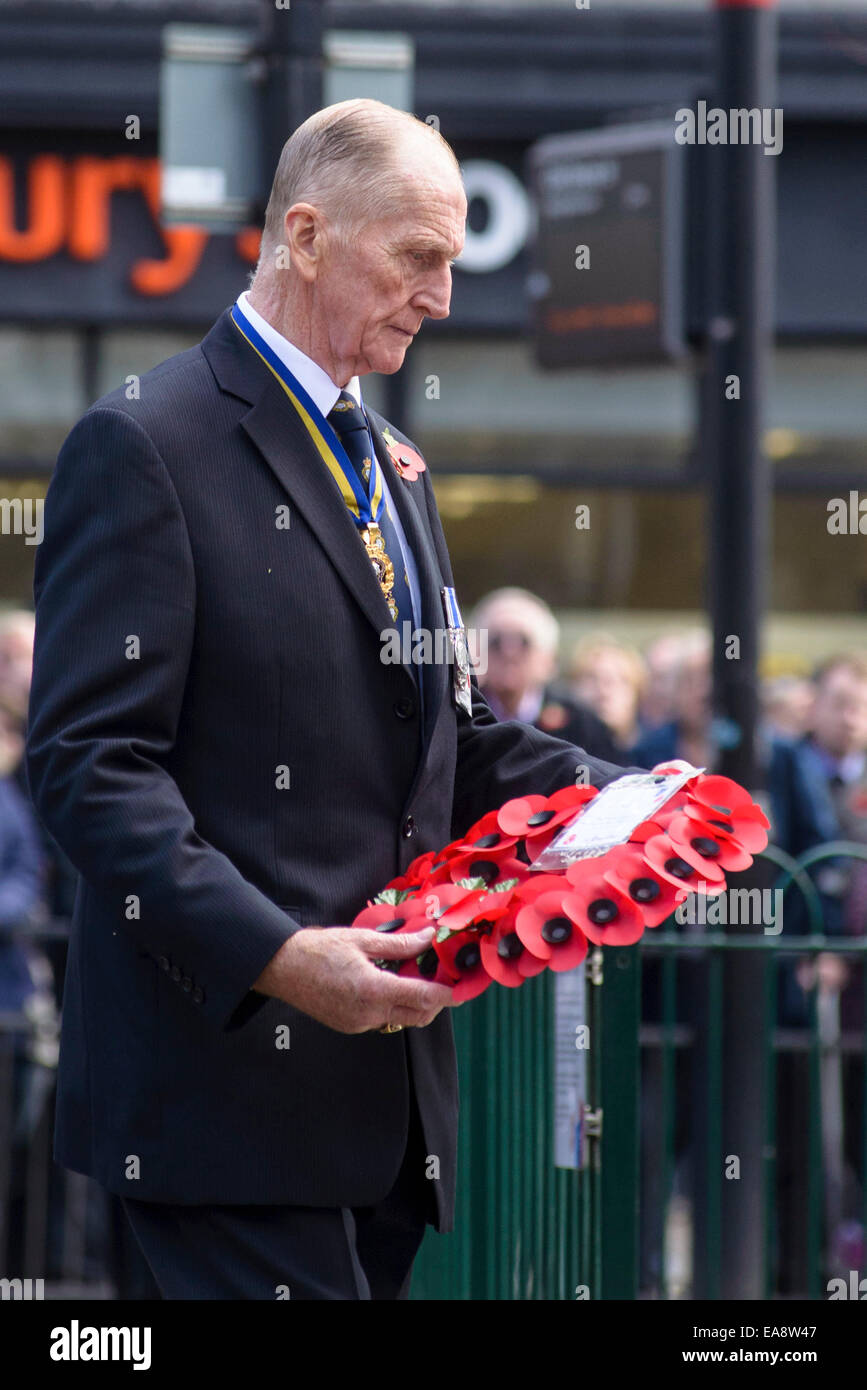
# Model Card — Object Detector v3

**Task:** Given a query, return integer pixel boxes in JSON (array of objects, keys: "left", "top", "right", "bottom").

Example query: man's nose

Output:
[{"left": 415, "top": 265, "right": 452, "bottom": 321}]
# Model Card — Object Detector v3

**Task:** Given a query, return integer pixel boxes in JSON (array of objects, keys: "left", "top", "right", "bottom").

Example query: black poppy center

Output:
[
  {"left": 515, "top": 840, "right": 532, "bottom": 865},
  {"left": 691, "top": 836, "right": 721, "bottom": 858},
  {"left": 474, "top": 832, "right": 501, "bottom": 849},
  {"left": 469, "top": 859, "right": 499, "bottom": 884},
  {"left": 454, "top": 942, "right": 481, "bottom": 972},
  {"left": 541, "top": 916, "right": 572, "bottom": 944},
  {"left": 417, "top": 948, "right": 439, "bottom": 977},
  {"left": 588, "top": 897, "right": 619, "bottom": 925},
  {"left": 707, "top": 800, "right": 732, "bottom": 816},
  {"left": 707, "top": 817, "right": 734, "bottom": 834},
  {"left": 497, "top": 932, "right": 524, "bottom": 961},
  {"left": 527, "top": 809, "right": 555, "bottom": 827},
  {"left": 629, "top": 877, "right": 661, "bottom": 904},
  {"left": 664, "top": 856, "right": 694, "bottom": 880},
  {"left": 376, "top": 918, "right": 405, "bottom": 932}
]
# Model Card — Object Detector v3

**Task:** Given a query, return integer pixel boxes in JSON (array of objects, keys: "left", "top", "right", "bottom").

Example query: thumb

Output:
[{"left": 356, "top": 925, "right": 436, "bottom": 960}]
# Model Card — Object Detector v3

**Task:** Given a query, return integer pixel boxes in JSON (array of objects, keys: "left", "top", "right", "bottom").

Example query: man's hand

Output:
[{"left": 252, "top": 925, "right": 455, "bottom": 1033}]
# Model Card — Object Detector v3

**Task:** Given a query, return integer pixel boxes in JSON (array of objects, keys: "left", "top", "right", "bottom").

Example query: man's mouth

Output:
[{"left": 390, "top": 327, "right": 414, "bottom": 338}]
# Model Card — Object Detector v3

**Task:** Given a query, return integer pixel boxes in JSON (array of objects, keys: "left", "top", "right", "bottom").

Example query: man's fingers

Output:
[
  {"left": 356, "top": 926, "right": 436, "bottom": 959},
  {"left": 376, "top": 972, "right": 455, "bottom": 1015}
]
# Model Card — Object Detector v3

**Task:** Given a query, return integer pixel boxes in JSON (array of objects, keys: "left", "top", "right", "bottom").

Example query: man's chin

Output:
[{"left": 369, "top": 337, "right": 413, "bottom": 374}]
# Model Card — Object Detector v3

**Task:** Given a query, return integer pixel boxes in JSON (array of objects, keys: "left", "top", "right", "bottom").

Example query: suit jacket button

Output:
[
  {"left": 192, "top": 986, "right": 204, "bottom": 1005},
  {"left": 170, "top": 965, "right": 182, "bottom": 983},
  {"left": 402, "top": 815, "right": 416, "bottom": 838},
  {"left": 158, "top": 956, "right": 170, "bottom": 973},
  {"left": 181, "top": 976, "right": 192, "bottom": 992},
  {"left": 394, "top": 698, "right": 415, "bottom": 720}
]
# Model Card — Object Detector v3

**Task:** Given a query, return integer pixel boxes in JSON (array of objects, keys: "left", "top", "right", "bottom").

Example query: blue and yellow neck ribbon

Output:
[{"left": 230, "top": 302, "right": 384, "bottom": 523}]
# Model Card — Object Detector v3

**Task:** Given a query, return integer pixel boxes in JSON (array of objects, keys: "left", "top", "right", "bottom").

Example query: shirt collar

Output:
[{"left": 236, "top": 290, "right": 362, "bottom": 418}]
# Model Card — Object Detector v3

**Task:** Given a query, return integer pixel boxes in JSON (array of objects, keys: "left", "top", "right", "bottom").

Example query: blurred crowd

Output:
[{"left": 472, "top": 587, "right": 867, "bottom": 1032}]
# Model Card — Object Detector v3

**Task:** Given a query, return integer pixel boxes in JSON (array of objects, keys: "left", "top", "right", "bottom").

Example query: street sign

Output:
[{"left": 526, "top": 121, "right": 686, "bottom": 367}]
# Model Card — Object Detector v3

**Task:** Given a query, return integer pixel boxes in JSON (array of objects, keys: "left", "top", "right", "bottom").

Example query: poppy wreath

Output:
[{"left": 351, "top": 770, "right": 769, "bottom": 1003}]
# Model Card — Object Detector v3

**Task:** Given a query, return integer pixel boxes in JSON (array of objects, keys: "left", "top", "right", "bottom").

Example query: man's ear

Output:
[{"left": 282, "top": 203, "right": 321, "bottom": 283}]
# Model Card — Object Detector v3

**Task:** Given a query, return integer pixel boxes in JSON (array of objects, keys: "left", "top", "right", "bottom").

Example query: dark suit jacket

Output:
[{"left": 26, "top": 306, "right": 627, "bottom": 1229}]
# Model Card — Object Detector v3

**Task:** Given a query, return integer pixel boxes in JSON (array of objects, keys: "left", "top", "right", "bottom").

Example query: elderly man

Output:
[{"left": 26, "top": 100, "right": 628, "bottom": 1301}]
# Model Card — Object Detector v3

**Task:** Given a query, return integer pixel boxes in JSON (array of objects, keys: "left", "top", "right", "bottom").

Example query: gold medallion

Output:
[{"left": 360, "top": 522, "right": 397, "bottom": 617}]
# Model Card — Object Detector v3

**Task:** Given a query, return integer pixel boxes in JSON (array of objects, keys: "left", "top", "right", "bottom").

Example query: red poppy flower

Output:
[
  {"left": 447, "top": 852, "right": 526, "bottom": 889},
  {"left": 433, "top": 927, "right": 493, "bottom": 1001},
  {"left": 642, "top": 833, "right": 726, "bottom": 892},
  {"left": 515, "top": 888, "right": 590, "bottom": 972},
  {"left": 602, "top": 844, "right": 688, "bottom": 928},
  {"left": 562, "top": 860, "right": 647, "bottom": 945},
  {"left": 398, "top": 944, "right": 459, "bottom": 987},
  {"left": 497, "top": 791, "right": 592, "bottom": 841},
  {"left": 453, "top": 808, "right": 520, "bottom": 853},
  {"left": 666, "top": 810, "right": 754, "bottom": 874},
  {"left": 436, "top": 882, "right": 517, "bottom": 933},
  {"left": 389, "top": 851, "right": 438, "bottom": 893},
  {"left": 480, "top": 912, "right": 548, "bottom": 987},
  {"left": 387, "top": 439, "right": 427, "bottom": 481},
  {"left": 628, "top": 819, "right": 666, "bottom": 844},
  {"left": 406, "top": 882, "right": 474, "bottom": 924},
  {"left": 685, "top": 775, "right": 770, "bottom": 853},
  {"left": 513, "top": 872, "right": 572, "bottom": 904},
  {"left": 422, "top": 850, "right": 468, "bottom": 887},
  {"left": 352, "top": 900, "right": 424, "bottom": 932}
]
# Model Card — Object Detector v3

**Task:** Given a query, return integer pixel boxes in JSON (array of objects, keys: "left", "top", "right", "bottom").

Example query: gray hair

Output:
[
  {"left": 471, "top": 588, "right": 561, "bottom": 656},
  {"left": 258, "top": 98, "right": 462, "bottom": 263}
]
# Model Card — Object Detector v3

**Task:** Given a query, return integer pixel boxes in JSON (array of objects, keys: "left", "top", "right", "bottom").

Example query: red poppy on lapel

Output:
[{"left": 383, "top": 430, "right": 427, "bottom": 481}]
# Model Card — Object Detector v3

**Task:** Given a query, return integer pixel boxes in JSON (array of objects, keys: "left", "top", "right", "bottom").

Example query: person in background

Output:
[
  {"left": 769, "top": 653, "right": 867, "bottom": 949},
  {"left": 0, "top": 692, "right": 53, "bottom": 1274},
  {"left": 639, "top": 633, "right": 685, "bottom": 731},
  {"left": 630, "top": 630, "right": 714, "bottom": 771},
  {"left": 0, "top": 610, "right": 77, "bottom": 924},
  {"left": 762, "top": 673, "right": 814, "bottom": 744},
  {"left": 0, "top": 609, "right": 154, "bottom": 1295},
  {"left": 0, "top": 611, "right": 35, "bottom": 723},
  {"left": 471, "top": 588, "right": 623, "bottom": 766},
  {"left": 768, "top": 653, "right": 867, "bottom": 1287},
  {"left": 568, "top": 634, "right": 647, "bottom": 756}
]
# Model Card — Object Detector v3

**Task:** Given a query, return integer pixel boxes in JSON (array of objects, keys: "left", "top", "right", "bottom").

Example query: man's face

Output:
[
  {"left": 313, "top": 165, "right": 466, "bottom": 377},
  {"left": 480, "top": 604, "right": 556, "bottom": 703},
  {"left": 812, "top": 666, "right": 867, "bottom": 759},
  {"left": 574, "top": 650, "right": 638, "bottom": 737}
]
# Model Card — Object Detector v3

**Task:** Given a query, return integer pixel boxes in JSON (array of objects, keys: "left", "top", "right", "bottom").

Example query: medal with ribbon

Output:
[
  {"left": 441, "top": 585, "right": 473, "bottom": 716},
  {"left": 230, "top": 303, "right": 404, "bottom": 621}
]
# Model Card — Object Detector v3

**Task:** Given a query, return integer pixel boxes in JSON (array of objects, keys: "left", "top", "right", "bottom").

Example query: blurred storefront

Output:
[{"left": 1, "top": 0, "right": 866, "bottom": 665}]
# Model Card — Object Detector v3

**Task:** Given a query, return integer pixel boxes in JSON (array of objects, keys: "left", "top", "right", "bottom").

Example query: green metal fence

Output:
[{"left": 410, "top": 843, "right": 867, "bottom": 1300}]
